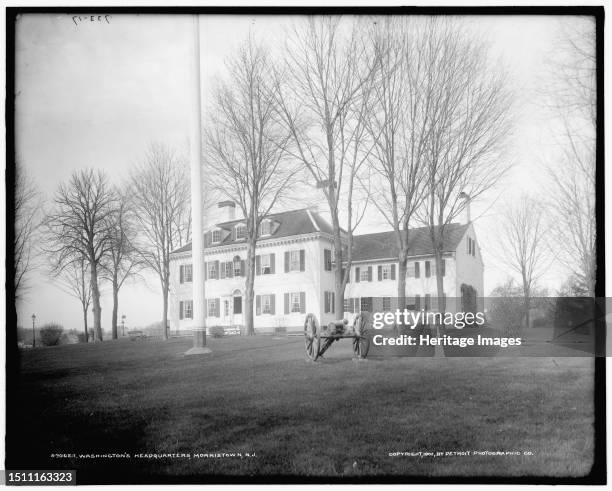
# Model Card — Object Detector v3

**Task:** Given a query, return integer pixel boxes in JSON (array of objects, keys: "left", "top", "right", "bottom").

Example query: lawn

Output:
[{"left": 6, "top": 335, "right": 597, "bottom": 483}]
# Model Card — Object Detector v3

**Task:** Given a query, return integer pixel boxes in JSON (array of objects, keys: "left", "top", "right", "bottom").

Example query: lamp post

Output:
[
  {"left": 121, "top": 314, "right": 126, "bottom": 337},
  {"left": 31, "top": 314, "right": 36, "bottom": 348}
]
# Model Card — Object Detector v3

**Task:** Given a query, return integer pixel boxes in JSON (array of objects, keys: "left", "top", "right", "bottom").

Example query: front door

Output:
[{"left": 232, "top": 289, "right": 243, "bottom": 327}]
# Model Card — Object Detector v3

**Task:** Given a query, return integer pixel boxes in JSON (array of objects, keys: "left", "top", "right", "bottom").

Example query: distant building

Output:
[{"left": 169, "top": 202, "right": 483, "bottom": 334}]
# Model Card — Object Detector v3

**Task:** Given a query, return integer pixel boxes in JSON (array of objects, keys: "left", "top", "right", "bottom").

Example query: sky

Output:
[{"left": 13, "top": 13, "right": 591, "bottom": 331}]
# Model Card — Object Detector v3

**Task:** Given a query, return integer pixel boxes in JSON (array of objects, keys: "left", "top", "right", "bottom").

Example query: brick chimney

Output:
[{"left": 218, "top": 200, "right": 236, "bottom": 222}]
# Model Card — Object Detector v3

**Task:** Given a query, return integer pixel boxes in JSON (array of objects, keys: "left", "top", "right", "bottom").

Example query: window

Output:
[
  {"left": 261, "top": 254, "right": 271, "bottom": 274},
  {"left": 207, "top": 262, "right": 217, "bottom": 280},
  {"left": 225, "top": 262, "right": 233, "bottom": 278},
  {"left": 382, "top": 297, "right": 391, "bottom": 312},
  {"left": 212, "top": 229, "right": 221, "bottom": 243},
  {"left": 289, "top": 250, "right": 300, "bottom": 272},
  {"left": 207, "top": 298, "right": 219, "bottom": 317},
  {"left": 344, "top": 298, "right": 350, "bottom": 312},
  {"left": 414, "top": 262, "right": 420, "bottom": 279},
  {"left": 290, "top": 292, "right": 301, "bottom": 313},
  {"left": 184, "top": 300, "right": 193, "bottom": 319},
  {"left": 180, "top": 264, "right": 193, "bottom": 283},
  {"left": 235, "top": 225, "right": 246, "bottom": 240},
  {"left": 360, "top": 268, "right": 370, "bottom": 282},
  {"left": 233, "top": 256, "right": 242, "bottom": 276},
  {"left": 382, "top": 264, "right": 391, "bottom": 280},
  {"left": 260, "top": 220, "right": 271, "bottom": 236},
  {"left": 223, "top": 299, "right": 230, "bottom": 317},
  {"left": 262, "top": 294, "right": 272, "bottom": 314},
  {"left": 425, "top": 261, "right": 431, "bottom": 278}
]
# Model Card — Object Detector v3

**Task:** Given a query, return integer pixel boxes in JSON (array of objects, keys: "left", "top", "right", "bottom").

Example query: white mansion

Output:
[{"left": 169, "top": 202, "right": 483, "bottom": 334}]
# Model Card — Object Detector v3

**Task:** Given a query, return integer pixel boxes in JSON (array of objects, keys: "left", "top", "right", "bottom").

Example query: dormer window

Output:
[
  {"left": 212, "top": 229, "right": 221, "bottom": 243},
  {"left": 235, "top": 225, "right": 246, "bottom": 240},
  {"left": 260, "top": 220, "right": 271, "bottom": 236}
]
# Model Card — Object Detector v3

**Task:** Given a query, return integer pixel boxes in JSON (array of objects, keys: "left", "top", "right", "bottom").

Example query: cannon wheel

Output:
[
  {"left": 352, "top": 312, "right": 371, "bottom": 359},
  {"left": 304, "top": 313, "right": 321, "bottom": 361}
]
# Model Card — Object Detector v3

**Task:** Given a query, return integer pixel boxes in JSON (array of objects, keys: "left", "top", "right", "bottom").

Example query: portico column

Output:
[{"left": 186, "top": 14, "right": 211, "bottom": 355}]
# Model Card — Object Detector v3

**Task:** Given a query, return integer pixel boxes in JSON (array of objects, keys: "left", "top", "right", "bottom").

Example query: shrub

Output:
[
  {"left": 209, "top": 326, "right": 225, "bottom": 338},
  {"left": 40, "top": 323, "right": 64, "bottom": 346}
]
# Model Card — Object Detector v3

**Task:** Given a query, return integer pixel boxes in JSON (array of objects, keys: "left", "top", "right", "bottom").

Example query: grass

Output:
[{"left": 6, "top": 334, "right": 596, "bottom": 483}]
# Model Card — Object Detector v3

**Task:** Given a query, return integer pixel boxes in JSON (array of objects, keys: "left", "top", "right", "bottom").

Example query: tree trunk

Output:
[
  {"left": 90, "top": 262, "right": 103, "bottom": 342},
  {"left": 434, "top": 248, "right": 445, "bottom": 314},
  {"left": 82, "top": 306, "right": 88, "bottom": 343},
  {"left": 397, "top": 250, "right": 408, "bottom": 311},
  {"left": 162, "top": 283, "right": 169, "bottom": 340},
  {"left": 332, "top": 214, "right": 345, "bottom": 317},
  {"left": 111, "top": 278, "right": 119, "bottom": 340},
  {"left": 244, "top": 238, "right": 256, "bottom": 335}
]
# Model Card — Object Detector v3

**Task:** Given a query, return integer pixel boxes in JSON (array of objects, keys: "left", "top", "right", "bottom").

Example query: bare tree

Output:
[
  {"left": 130, "top": 143, "right": 191, "bottom": 339},
  {"left": 497, "top": 195, "right": 550, "bottom": 328},
  {"left": 365, "top": 18, "right": 430, "bottom": 312},
  {"left": 206, "top": 38, "right": 295, "bottom": 336},
  {"left": 543, "top": 18, "right": 596, "bottom": 295},
  {"left": 419, "top": 18, "right": 513, "bottom": 309},
  {"left": 101, "top": 190, "right": 143, "bottom": 339},
  {"left": 273, "top": 16, "right": 377, "bottom": 316},
  {"left": 45, "top": 169, "right": 116, "bottom": 341},
  {"left": 14, "top": 163, "right": 42, "bottom": 300},
  {"left": 53, "top": 255, "right": 92, "bottom": 342}
]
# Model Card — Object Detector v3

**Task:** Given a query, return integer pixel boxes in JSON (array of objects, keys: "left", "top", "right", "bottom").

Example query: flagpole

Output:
[{"left": 186, "top": 14, "right": 210, "bottom": 355}]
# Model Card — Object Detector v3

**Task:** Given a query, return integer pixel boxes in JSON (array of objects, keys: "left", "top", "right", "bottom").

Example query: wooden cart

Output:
[{"left": 303, "top": 312, "right": 371, "bottom": 361}]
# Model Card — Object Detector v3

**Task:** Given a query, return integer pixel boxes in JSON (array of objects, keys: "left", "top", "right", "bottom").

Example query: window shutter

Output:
[
  {"left": 216, "top": 298, "right": 220, "bottom": 317},
  {"left": 356, "top": 267, "right": 360, "bottom": 283},
  {"left": 324, "top": 249, "right": 331, "bottom": 271},
  {"left": 180, "top": 265, "right": 184, "bottom": 284},
  {"left": 227, "top": 262, "right": 233, "bottom": 278},
  {"left": 284, "top": 251, "right": 290, "bottom": 273},
  {"left": 270, "top": 294, "right": 275, "bottom": 315},
  {"left": 220, "top": 262, "right": 225, "bottom": 279},
  {"left": 214, "top": 260, "right": 219, "bottom": 279},
  {"left": 368, "top": 266, "right": 372, "bottom": 282},
  {"left": 284, "top": 293, "right": 289, "bottom": 314},
  {"left": 270, "top": 253, "right": 275, "bottom": 274},
  {"left": 425, "top": 261, "right": 431, "bottom": 278},
  {"left": 300, "top": 249, "right": 305, "bottom": 271},
  {"left": 331, "top": 292, "right": 335, "bottom": 314},
  {"left": 415, "top": 262, "right": 420, "bottom": 279},
  {"left": 179, "top": 301, "right": 184, "bottom": 320},
  {"left": 256, "top": 255, "right": 261, "bottom": 275},
  {"left": 241, "top": 260, "right": 245, "bottom": 276},
  {"left": 300, "top": 292, "right": 306, "bottom": 314},
  {"left": 391, "top": 264, "right": 396, "bottom": 280},
  {"left": 378, "top": 265, "right": 382, "bottom": 281},
  {"left": 204, "top": 262, "right": 207, "bottom": 281},
  {"left": 256, "top": 295, "right": 261, "bottom": 316},
  {"left": 203, "top": 300, "right": 207, "bottom": 318},
  {"left": 324, "top": 292, "right": 329, "bottom": 313}
]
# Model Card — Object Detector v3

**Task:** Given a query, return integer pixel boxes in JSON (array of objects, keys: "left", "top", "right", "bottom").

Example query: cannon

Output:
[{"left": 303, "top": 312, "right": 371, "bottom": 361}]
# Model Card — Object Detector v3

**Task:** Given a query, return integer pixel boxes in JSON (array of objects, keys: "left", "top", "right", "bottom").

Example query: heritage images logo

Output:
[{"left": 372, "top": 309, "right": 486, "bottom": 329}]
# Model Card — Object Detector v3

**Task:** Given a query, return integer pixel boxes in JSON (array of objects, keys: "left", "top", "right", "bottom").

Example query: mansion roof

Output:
[
  {"left": 171, "top": 208, "right": 469, "bottom": 260},
  {"left": 351, "top": 223, "right": 469, "bottom": 261}
]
